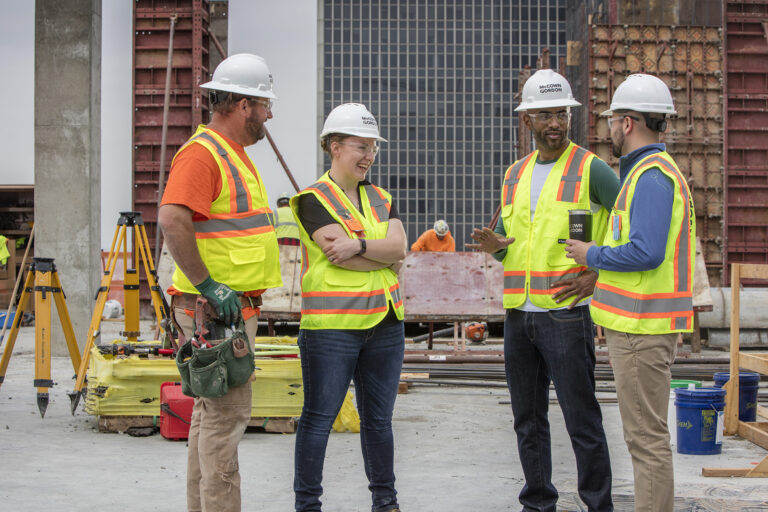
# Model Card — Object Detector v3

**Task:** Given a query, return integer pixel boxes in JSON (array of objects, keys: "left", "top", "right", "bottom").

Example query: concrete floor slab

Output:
[{"left": 1, "top": 326, "right": 767, "bottom": 511}]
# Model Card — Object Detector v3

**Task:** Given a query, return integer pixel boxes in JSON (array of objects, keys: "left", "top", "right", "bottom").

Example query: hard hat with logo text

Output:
[
  {"left": 515, "top": 69, "right": 581, "bottom": 112},
  {"left": 434, "top": 219, "right": 449, "bottom": 236},
  {"left": 320, "top": 103, "right": 387, "bottom": 142},
  {"left": 200, "top": 53, "right": 277, "bottom": 100},
  {"left": 601, "top": 73, "right": 676, "bottom": 116}
]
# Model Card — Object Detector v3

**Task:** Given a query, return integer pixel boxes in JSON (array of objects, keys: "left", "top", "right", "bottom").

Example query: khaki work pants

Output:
[
  {"left": 173, "top": 305, "right": 259, "bottom": 512},
  {"left": 605, "top": 327, "right": 678, "bottom": 512}
]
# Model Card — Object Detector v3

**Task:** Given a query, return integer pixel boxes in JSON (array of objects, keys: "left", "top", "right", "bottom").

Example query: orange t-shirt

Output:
[
  {"left": 161, "top": 127, "right": 265, "bottom": 312},
  {"left": 410, "top": 229, "right": 456, "bottom": 252}
]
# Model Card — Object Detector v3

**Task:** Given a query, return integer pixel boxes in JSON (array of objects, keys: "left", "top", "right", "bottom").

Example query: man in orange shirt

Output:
[
  {"left": 410, "top": 219, "right": 455, "bottom": 252},
  {"left": 158, "top": 53, "right": 282, "bottom": 512}
]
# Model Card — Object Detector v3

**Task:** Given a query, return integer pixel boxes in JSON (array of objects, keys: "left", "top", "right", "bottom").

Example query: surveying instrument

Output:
[
  {"left": 68, "top": 211, "right": 171, "bottom": 414},
  {"left": 0, "top": 257, "right": 82, "bottom": 417}
]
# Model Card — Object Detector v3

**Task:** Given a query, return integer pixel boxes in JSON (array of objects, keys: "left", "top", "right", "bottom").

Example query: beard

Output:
[
  {"left": 611, "top": 130, "right": 624, "bottom": 158},
  {"left": 532, "top": 126, "right": 567, "bottom": 153},
  {"left": 245, "top": 113, "right": 266, "bottom": 144}
]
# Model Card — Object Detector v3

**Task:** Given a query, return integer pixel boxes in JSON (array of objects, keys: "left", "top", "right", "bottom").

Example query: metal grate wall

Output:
[{"left": 319, "top": 0, "right": 566, "bottom": 249}]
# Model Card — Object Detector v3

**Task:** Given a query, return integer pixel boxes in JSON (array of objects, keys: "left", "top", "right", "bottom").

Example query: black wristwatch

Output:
[{"left": 358, "top": 238, "right": 367, "bottom": 255}]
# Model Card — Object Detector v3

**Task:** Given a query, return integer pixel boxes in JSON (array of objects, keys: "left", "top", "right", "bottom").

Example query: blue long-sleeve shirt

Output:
[{"left": 586, "top": 143, "right": 674, "bottom": 272}]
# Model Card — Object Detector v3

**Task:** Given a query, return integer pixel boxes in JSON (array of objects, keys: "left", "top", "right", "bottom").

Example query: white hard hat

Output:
[
  {"left": 320, "top": 103, "right": 387, "bottom": 142},
  {"left": 277, "top": 192, "right": 291, "bottom": 203},
  {"left": 200, "top": 53, "right": 277, "bottom": 100},
  {"left": 515, "top": 69, "right": 581, "bottom": 112},
  {"left": 601, "top": 74, "right": 676, "bottom": 116},
  {"left": 433, "top": 219, "right": 449, "bottom": 236}
]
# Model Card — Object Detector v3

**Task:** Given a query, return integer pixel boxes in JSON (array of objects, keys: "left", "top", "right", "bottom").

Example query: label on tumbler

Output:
[{"left": 568, "top": 210, "right": 592, "bottom": 242}]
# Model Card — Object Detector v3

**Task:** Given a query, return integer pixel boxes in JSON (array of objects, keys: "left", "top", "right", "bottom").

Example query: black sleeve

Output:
[
  {"left": 297, "top": 194, "right": 337, "bottom": 238},
  {"left": 388, "top": 200, "right": 400, "bottom": 220}
]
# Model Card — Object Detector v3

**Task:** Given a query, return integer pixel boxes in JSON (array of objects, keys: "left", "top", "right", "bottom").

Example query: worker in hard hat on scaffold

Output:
[
  {"left": 468, "top": 68, "right": 620, "bottom": 512},
  {"left": 274, "top": 192, "right": 300, "bottom": 245}
]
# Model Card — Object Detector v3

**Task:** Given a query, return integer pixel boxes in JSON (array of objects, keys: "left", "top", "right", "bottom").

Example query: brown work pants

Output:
[
  {"left": 605, "top": 328, "right": 677, "bottom": 512},
  {"left": 173, "top": 305, "right": 259, "bottom": 512}
]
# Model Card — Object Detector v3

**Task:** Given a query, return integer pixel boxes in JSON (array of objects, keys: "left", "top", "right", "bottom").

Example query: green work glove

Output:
[{"left": 194, "top": 276, "right": 241, "bottom": 325}]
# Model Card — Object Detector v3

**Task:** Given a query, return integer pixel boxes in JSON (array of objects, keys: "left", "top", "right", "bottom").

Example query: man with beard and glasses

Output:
[
  {"left": 468, "top": 69, "right": 619, "bottom": 512},
  {"left": 159, "top": 53, "right": 283, "bottom": 512},
  {"left": 565, "top": 74, "right": 695, "bottom": 512}
]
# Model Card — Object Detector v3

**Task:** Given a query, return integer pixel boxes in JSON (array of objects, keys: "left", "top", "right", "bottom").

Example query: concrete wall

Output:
[{"left": 34, "top": 0, "right": 101, "bottom": 354}]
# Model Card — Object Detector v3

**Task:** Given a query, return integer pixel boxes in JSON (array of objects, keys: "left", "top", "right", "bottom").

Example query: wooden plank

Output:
[
  {"left": 739, "top": 353, "right": 768, "bottom": 375},
  {"left": 725, "top": 263, "right": 741, "bottom": 435},
  {"left": 741, "top": 264, "right": 768, "bottom": 280},
  {"left": 247, "top": 417, "right": 296, "bottom": 433},
  {"left": 98, "top": 415, "right": 154, "bottom": 432},
  {"left": 401, "top": 372, "right": 429, "bottom": 380},
  {"left": 737, "top": 421, "right": 768, "bottom": 451},
  {"left": 398, "top": 382, "right": 410, "bottom": 394},
  {"left": 702, "top": 467, "right": 753, "bottom": 477},
  {"left": 758, "top": 405, "right": 768, "bottom": 420}
]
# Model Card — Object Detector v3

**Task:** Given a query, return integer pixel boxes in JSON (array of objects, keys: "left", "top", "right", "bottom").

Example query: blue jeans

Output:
[
  {"left": 294, "top": 314, "right": 405, "bottom": 512},
  {"left": 504, "top": 307, "right": 613, "bottom": 512}
]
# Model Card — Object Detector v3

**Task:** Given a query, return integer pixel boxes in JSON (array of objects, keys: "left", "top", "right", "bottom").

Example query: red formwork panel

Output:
[
  {"left": 723, "top": 0, "right": 768, "bottom": 285},
  {"left": 132, "top": 0, "right": 211, "bottom": 313},
  {"left": 588, "top": 24, "right": 725, "bottom": 285}
]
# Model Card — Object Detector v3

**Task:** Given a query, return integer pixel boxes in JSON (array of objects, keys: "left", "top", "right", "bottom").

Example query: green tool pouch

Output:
[{"left": 176, "top": 324, "right": 255, "bottom": 399}]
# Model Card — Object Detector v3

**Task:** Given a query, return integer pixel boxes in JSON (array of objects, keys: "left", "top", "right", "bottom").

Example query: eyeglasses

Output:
[
  {"left": 336, "top": 141, "right": 379, "bottom": 155},
  {"left": 527, "top": 111, "right": 571, "bottom": 123},
  {"left": 607, "top": 115, "right": 642, "bottom": 128},
  {"left": 251, "top": 98, "right": 273, "bottom": 113}
]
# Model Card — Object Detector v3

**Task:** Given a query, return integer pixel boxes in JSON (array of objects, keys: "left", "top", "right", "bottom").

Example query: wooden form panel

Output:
[{"left": 588, "top": 25, "right": 724, "bottom": 285}]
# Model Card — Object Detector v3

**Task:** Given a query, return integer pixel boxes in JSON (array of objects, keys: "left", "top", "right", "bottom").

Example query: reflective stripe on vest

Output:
[
  {"left": 593, "top": 283, "right": 692, "bottom": 318},
  {"left": 502, "top": 153, "right": 535, "bottom": 206},
  {"left": 193, "top": 208, "right": 274, "bottom": 239},
  {"left": 365, "top": 183, "right": 391, "bottom": 223},
  {"left": 301, "top": 289, "right": 389, "bottom": 315},
  {"left": 556, "top": 146, "right": 590, "bottom": 202},
  {"left": 529, "top": 267, "right": 588, "bottom": 295},
  {"left": 305, "top": 182, "right": 367, "bottom": 236},
  {"left": 193, "top": 132, "right": 252, "bottom": 214}
]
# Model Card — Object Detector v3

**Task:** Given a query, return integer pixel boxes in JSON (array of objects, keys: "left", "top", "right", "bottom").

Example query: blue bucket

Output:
[
  {"left": 713, "top": 371, "right": 760, "bottom": 422},
  {"left": 674, "top": 387, "right": 726, "bottom": 455}
]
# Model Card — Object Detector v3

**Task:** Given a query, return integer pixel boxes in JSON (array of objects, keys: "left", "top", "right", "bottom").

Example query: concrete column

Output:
[{"left": 35, "top": 0, "right": 101, "bottom": 355}]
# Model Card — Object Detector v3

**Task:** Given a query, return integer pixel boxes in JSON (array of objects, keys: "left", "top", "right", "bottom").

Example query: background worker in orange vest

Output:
[
  {"left": 566, "top": 74, "right": 695, "bottom": 512},
  {"left": 291, "top": 103, "right": 407, "bottom": 512},
  {"left": 468, "top": 69, "right": 620, "bottom": 512},
  {"left": 158, "top": 53, "right": 282, "bottom": 512},
  {"left": 410, "top": 219, "right": 455, "bottom": 252}
]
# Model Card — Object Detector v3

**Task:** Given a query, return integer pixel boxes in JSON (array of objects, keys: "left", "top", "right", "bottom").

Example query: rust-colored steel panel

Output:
[
  {"left": 589, "top": 24, "right": 725, "bottom": 286},
  {"left": 132, "top": 0, "right": 211, "bottom": 313},
  {"left": 723, "top": 0, "right": 768, "bottom": 285},
  {"left": 399, "top": 252, "right": 505, "bottom": 322}
]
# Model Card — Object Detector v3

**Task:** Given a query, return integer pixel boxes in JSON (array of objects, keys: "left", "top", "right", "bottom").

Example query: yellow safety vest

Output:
[
  {"left": 171, "top": 126, "right": 282, "bottom": 293},
  {"left": 590, "top": 151, "right": 696, "bottom": 334},
  {"left": 274, "top": 206, "right": 300, "bottom": 240},
  {"left": 500, "top": 142, "right": 609, "bottom": 309},
  {"left": 290, "top": 172, "right": 404, "bottom": 330}
]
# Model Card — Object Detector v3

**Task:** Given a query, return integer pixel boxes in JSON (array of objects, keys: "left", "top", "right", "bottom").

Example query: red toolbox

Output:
[{"left": 159, "top": 382, "right": 193, "bottom": 440}]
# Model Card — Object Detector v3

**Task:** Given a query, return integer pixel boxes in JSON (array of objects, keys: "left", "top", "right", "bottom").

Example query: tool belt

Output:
[
  {"left": 171, "top": 292, "right": 262, "bottom": 311},
  {"left": 175, "top": 297, "right": 255, "bottom": 398}
]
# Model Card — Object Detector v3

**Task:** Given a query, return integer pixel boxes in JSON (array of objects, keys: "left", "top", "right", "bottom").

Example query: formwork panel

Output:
[
  {"left": 132, "top": 0, "right": 211, "bottom": 313},
  {"left": 589, "top": 24, "right": 725, "bottom": 285},
  {"left": 724, "top": 0, "right": 768, "bottom": 283}
]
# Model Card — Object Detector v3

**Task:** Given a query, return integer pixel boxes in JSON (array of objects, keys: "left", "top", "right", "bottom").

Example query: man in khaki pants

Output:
[
  {"left": 159, "top": 53, "right": 283, "bottom": 512},
  {"left": 566, "top": 74, "right": 696, "bottom": 511}
]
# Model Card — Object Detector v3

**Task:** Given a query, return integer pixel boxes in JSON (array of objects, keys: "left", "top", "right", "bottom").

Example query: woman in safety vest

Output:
[{"left": 290, "top": 103, "right": 407, "bottom": 512}]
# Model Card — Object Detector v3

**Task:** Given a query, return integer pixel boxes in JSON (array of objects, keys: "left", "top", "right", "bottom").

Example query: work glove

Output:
[{"left": 194, "top": 276, "right": 241, "bottom": 325}]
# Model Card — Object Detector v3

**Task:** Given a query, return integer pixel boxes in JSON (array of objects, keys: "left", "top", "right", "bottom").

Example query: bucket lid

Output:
[
  {"left": 713, "top": 371, "right": 761, "bottom": 384},
  {"left": 671, "top": 379, "right": 701, "bottom": 389},
  {"left": 674, "top": 386, "right": 727, "bottom": 400}
]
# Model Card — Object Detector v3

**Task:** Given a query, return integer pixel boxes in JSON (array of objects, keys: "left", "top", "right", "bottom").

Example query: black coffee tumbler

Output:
[{"left": 568, "top": 209, "right": 592, "bottom": 242}]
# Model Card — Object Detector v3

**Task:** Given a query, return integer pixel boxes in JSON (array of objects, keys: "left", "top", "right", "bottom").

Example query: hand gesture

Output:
[
  {"left": 466, "top": 227, "right": 515, "bottom": 254},
  {"left": 551, "top": 270, "right": 598, "bottom": 309},
  {"left": 323, "top": 234, "right": 362, "bottom": 264}
]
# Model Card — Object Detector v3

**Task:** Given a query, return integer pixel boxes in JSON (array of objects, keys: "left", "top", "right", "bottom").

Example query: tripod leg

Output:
[
  {"left": 70, "top": 225, "right": 125, "bottom": 414},
  {"left": 137, "top": 225, "right": 167, "bottom": 332},
  {"left": 0, "top": 269, "right": 34, "bottom": 388},
  {"left": 34, "top": 268, "right": 54, "bottom": 418},
  {"left": 51, "top": 271, "right": 82, "bottom": 373}
]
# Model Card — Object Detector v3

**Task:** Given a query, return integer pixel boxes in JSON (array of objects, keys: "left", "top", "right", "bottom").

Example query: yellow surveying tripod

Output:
[
  {"left": 0, "top": 257, "right": 82, "bottom": 417},
  {"left": 69, "top": 211, "right": 171, "bottom": 413}
]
